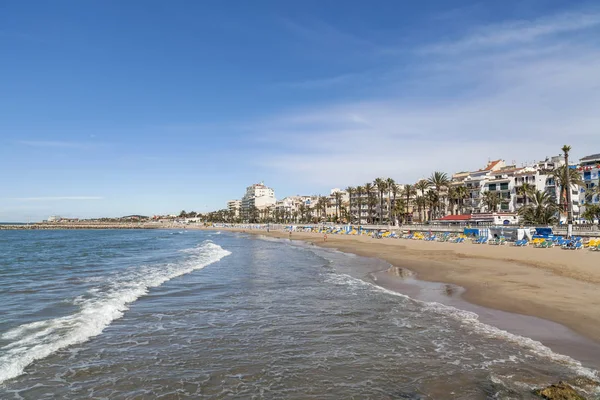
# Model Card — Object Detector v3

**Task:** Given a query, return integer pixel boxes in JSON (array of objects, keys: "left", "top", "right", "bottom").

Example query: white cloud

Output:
[
  {"left": 425, "top": 10, "right": 600, "bottom": 54},
  {"left": 249, "top": 9, "right": 600, "bottom": 188}
]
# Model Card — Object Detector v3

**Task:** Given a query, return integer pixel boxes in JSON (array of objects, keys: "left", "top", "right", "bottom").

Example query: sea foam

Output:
[{"left": 0, "top": 241, "right": 231, "bottom": 385}]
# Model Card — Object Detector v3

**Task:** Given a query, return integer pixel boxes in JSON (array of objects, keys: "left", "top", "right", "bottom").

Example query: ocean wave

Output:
[
  {"left": 374, "top": 284, "right": 599, "bottom": 380},
  {"left": 0, "top": 241, "right": 231, "bottom": 385},
  {"left": 323, "top": 270, "right": 598, "bottom": 381}
]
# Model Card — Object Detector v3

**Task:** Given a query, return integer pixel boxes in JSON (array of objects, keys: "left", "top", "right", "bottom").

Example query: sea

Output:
[{"left": 0, "top": 229, "right": 598, "bottom": 399}]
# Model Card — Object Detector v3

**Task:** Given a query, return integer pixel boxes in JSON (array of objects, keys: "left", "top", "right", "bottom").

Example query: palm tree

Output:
[
  {"left": 373, "top": 178, "right": 387, "bottom": 224},
  {"left": 584, "top": 185, "right": 600, "bottom": 204},
  {"left": 518, "top": 190, "right": 560, "bottom": 225},
  {"left": 415, "top": 196, "right": 426, "bottom": 222},
  {"left": 482, "top": 191, "right": 500, "bottom": 212},
  {"left": 389, "top": 180, "right": 399, "bottom": 225},
  {"left": 394, "top": 198, "right": 406, "bottom": 224},
  {"left": 345, "top": 186, "right": 355, "bottom": 224},
  {"left": 428, "top": 172, "right": 450, "bottom": 218},
  {"left": 386, "top": 178, "right": 396, "bottom": 225},
  {"left": 334, "top": 191, "right": 343, "bottom": 222},
  {"left": 582, "top": 204, "right": 600, "bottom": 225},
  {"left": 551, "top": 164, "right": 584, "bottom": 210},
  {"left": 415, "top": 180, "right": 430, "bottom": 221},
  {"left": 315, "top": 196, "right": 327, "bottom": 222},
  {"left": 562, "top": 145, "right": 573, "bottom": 232},
  {"left": 364, "top": 183, "right": 375, "bottom": 224},
  {"left": 447, "top": 186, "right": 458, "bottom": 215},
  {"left": 355, "top": 186, "right": 364, "bottom": 224},
  {"left": 402, "top": 184, "right": 417, "bottom": 224},
  {"left": 516, "top": 182, "right": 536, "bottom": 208},
  {"left": 298, "top": 204, "right": 307, "bottom": 223},
  {"left": 426, "top": 189, "right": 439, "bottom": 221},
  {"left": 454, "top": 185, "right": 469, "bottom": 215}
]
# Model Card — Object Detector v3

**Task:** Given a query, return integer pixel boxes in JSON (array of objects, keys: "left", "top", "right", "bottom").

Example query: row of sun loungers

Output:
[{"left": 287, "top": 226, "right": 599, "bottom": 251}]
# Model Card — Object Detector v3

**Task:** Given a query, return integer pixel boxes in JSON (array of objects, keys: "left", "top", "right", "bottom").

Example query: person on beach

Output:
[
  {"left": 324, "top": 233, "right": 327, "bottom": 242},
  {"left": 289, "top": 230, "right": 292, "bottom": 239}
]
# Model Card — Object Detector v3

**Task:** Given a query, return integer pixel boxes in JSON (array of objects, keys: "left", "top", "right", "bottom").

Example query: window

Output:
[
  {"left": 489, "top": 184, "right": 497, "bottom": 191},
  {"left": 500, "top": 183, "right": 509, "bottom": 190}
]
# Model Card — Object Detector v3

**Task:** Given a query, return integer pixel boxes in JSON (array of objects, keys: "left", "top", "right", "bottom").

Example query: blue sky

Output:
[{"left": 2, "top": 0, "right": 600, "bottom": 221}]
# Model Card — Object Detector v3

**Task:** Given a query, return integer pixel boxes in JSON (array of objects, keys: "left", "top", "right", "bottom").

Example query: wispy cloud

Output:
[
  {"left": 15, "top": 140, "right": 97, "bottom": 149},
  {"left": 14, "top": 197, "right": 104, "bottom": 202},
  {"left": 247, "top": 8, "right": 600, "bottom": 188},
  {"left": 425, "top": 10, "right": 600, "bottom": 54}
]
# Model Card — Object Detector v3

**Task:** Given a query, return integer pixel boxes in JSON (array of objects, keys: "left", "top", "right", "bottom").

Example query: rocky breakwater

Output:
[{"left": 0, "top": 222, "right": 167, "bottom": 230}]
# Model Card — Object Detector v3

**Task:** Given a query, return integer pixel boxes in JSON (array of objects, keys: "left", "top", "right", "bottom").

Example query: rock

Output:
[
  {"left": 571, "top": 377, "right": 600, "bottom": 389},
  {"left": 533, "top": 381, "right": 587, "bottom": 400}
]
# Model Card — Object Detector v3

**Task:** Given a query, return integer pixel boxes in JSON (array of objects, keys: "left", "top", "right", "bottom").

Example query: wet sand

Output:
[{"left": 215, "top": 228, "right": 600, "bottom": 350}]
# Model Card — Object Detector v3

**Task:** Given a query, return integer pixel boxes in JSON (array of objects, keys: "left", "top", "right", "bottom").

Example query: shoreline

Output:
[{"left": 212, "top": 227, "right": 600, "bottom": 349}]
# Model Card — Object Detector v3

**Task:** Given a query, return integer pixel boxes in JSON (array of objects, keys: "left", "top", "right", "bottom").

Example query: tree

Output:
[
  {"left": 482, "top": 191, "right": 500, "bottom": 212},
  {"left": 402, "top": 184, "right": 417, "bottom": 224},
  {"left": 428, "top": 172, "right": 450, "bottom": 218},
  {"left": 562, "top": 145, "right": 574, "bottom": 236},
  {"left": 394, "top": 198, "right": 406, "bottom": 224},
  {"left": 373, "top": 178, "right": 387, "bottom": 224},
  {"left": 426, "top": 189, "right": 439, "bottom": 221},
  {"left": 388, "top": 180, "right": 399, "bottom": 225},
  {"left": 179, "top": 210, "right": 187, "bottom": 218},
  {"left": 415, "top": 180, "right": 431, "bottom": 221},
  {"left": 345, "top": 186, "right": 355, "bottom": 224},
  {"left": 551, "top": 164, "right": 584, "bottom": 212},
  {"left": 582, "top": 204, "right": 600, "bottom": 225},
  {"left": 518, "top": 190, "right": 559, "bottom": 225},
  {"left": 334, "top": 191, "right": 343, "bottom": 222},
  {"left": 447, "top": 186, "right": 458, "bottom": 215},
  {"left": 364, "top": 183, "right": 375, "bottom": 224},
  {"left": 315, "top": 196, "right": 327, "bottom": 222},
  {"left": 386, "top": 178, "right": 396, "bottom": 225},
  {"left": 454, "top": 185, "right": 469, "bottom": 215},
  {"left": 415, "top": 196, "right": 427, "bottom": 222},
  {"left": 355, "top": 186, "right": 364, "bottom": 224},
  {"left": 517, "top": 182, "right": 536, "bottom": 207},
  {"left": 584, "top": 183, "right": 600, "bottom": 204}
]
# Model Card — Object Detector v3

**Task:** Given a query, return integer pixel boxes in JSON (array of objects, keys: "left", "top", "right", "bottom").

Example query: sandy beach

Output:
[{"left": 215, "top": 228, "right": 600, "bottom": 346}]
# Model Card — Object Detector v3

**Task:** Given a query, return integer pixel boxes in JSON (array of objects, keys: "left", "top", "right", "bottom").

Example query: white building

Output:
[
  {"left": 457, "top": 156, "right": 582, "bottom": 218},
  {"left": 227, "top": 200, "right": 241, "bottom": 217},
  {"left": 326, "top": 188, "right": 349, "bottom": 221},
  {"left": 578, "top": 153, "right": 600, "bottom": 216},
  {"left": 240, "top": 182, "right": 276, "bottom": 220}
]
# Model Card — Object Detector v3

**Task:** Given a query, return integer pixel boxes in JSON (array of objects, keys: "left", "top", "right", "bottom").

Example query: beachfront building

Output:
[
  {"left": 578, "top": 154, "right": 600, "bottom": 211},
  {"left": 462, "top": 160, "right": 506, "bottom": 214},
  {"left": 326, "top": 188, "right": 349, "bottom": 222},
  {"left": 227, "top": 200, "right": 241, "bottom": 218},
  {"left": 348, "top": 184, "right": 405, "bottom": 225},
  {"left": 274, "top": 195, "right": 318, "bottom": 223},
  {"left": 454, "top": 155, "right": 582, "bottom": 219},
  {"left": 240, "top": 182, "right": 276, "bottom": 222}
]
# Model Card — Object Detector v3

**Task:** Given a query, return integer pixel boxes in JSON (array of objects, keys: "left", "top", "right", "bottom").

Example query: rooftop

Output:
[
  {"left": 483, "top": 159, "right": 503, "bottom": 171},
  {"left": 437, "top": 214, "right": 472, "bottom": 221},
  {"left": 580, "top": 153, "right": 600, "bottom": 162}
]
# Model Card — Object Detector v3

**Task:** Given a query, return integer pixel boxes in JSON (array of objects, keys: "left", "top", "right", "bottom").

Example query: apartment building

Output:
[
  {"left": 240, "top": 182, "right": 276, "bottom": 221},
  {"left": 227, "top": 200, "right": 241, "bottom": 217},
  {"left": 579, "top": 153, "right": 600, "bottom": 209}
]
